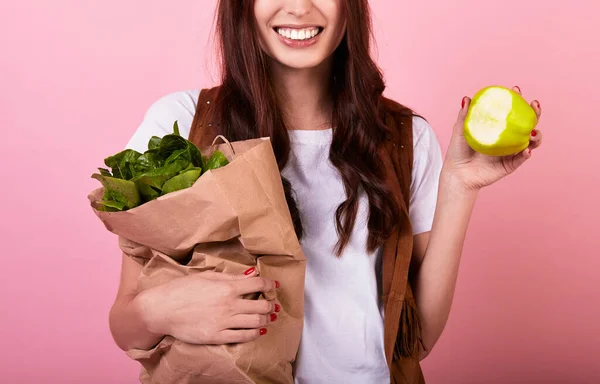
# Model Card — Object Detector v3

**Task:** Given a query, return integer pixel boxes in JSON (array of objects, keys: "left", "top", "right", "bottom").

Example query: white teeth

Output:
[{"left": 276, "top": 27, "right": 320, "bottom": 41}]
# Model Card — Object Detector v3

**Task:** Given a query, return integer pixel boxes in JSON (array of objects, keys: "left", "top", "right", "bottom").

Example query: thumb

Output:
[
  {"left": 200, "top": 267, "right": 258, "bottom": 281},
  {"left": 454, "top": 96, "right": 471, "bottom": 136}
]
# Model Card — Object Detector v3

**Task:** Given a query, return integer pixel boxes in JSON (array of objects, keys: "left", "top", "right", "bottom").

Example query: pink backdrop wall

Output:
[{"left": 1, "top": 0, "right": 598, "bottom": 383}]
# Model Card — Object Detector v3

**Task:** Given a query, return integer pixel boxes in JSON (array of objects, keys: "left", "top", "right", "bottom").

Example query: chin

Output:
[
  {"left": 276, "top": 58, "right": 328, "bottom": 70},
  {"left": 266, "top": 49, "right": 331, "bottom": 71}
]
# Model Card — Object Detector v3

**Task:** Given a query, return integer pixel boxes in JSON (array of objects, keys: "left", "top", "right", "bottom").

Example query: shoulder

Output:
[
  {"left": 409, "top": 115, "right": 443, "bottom": 234},
  {"left": 411, "top": 115, "right": 439, "bottom": 156},
  {"left": 379, "top": 95, "right": 443, "bottom": 232},
  {"left": 125, "top": 89, "right": 201, "bottom": 151},
  {"left": 141, "top": 89, "right": 201, "bottom": 125}
]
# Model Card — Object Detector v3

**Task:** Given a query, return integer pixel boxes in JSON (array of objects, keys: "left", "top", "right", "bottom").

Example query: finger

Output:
[
  {"left": 226, "top": 312, "right": 278, "bottom": 330},
  {"left": 200, "top": 267, "right": 258, "bottom": 282},
  {"left": 529, "top": 129, "right": 543, "bottom": 150},
  {"left": 512, "top": 147, "right": 533, "bottom": 170},
  {"left": 227, "top": 314, "right": 270, "bottom": 330},
  {"left": 454, "top": 96, "right": 471, "bottom": 135},
  {"left": 511, "top": 86, "right": 542, "bottom": 120},
  {"left": 531, "top": 99, "right": 542, "bottom": 119},
  {"left": 459, "top": 96, "right": 471, "bottom": 118},
  {"left": 234, "top": 298, "right": 278, "bottom": 315},
  {"left": 217, "top": 328, "right": 267, "bottom": 344},
  {"left": 234, "top": 277, "right": 279, "bottom": 296}
]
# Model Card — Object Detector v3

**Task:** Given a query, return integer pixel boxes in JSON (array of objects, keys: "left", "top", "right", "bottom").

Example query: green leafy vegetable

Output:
[
  {"left": 104, "top": 149, "right": 142, "bottom": 180},
  {"left": 132, "top": 151, "right": 163, "bottom": 177},
  {"left": 161, "top": 168, "right": 202, "bottom": 195},
  {"left": 205, "top": 150, "right": 229, "bottom": 171},
  {"left": 91, "top": 120, "right": 230, "bottom": 212},
  {"left": 136, "top": 183, "right": 161, "bottom": 202},
  {"left": 98, "top": 168, "right": 112, "bottom": 177},
  {"left": 91, "top": 174, "right": 141, "bottom": 211},
  {"left": 148, "top": 136, "right": 162, "bottom": 151},
  {"left": 133, "top": 161, "right": 184, "bottom": 191}
]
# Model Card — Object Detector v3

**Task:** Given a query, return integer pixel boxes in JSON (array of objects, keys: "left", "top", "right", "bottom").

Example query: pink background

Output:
[{"left": 1, "top": 0, "right": 599, "bottom": 383}]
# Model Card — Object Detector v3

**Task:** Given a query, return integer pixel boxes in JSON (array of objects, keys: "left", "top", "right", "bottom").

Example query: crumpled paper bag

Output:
[{"left": 89, "top": 137, "right": 306, "bottom": 383}]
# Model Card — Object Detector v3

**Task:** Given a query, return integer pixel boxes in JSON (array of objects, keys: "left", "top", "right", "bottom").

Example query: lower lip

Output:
[{"left": 274, "top": 30, "right": 322, "bottom": 48}]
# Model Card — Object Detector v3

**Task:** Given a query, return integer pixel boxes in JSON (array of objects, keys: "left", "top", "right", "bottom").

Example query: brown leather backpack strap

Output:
[
  {"left": 379, "top": 97, "right": 426, "bottom": 365},
  {"left": 189, "top": 86, "right": 222, "bottom": 148},
  {"left": 380, "top": 96, "right": 414, "bottom": 206},
  {"left": 394, "top": 113, "right": 414, "bottom": 210},
  {"left": 390, "top": 112, "right": 426, "bottom": 359},
  {"left": 379, "top": 104, "right": 411, "bottom": 306}
]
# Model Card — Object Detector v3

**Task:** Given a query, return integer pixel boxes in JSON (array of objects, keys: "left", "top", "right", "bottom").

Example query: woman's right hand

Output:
[{"left": 134, "top": 267, "right": 280, "bottom": 345}]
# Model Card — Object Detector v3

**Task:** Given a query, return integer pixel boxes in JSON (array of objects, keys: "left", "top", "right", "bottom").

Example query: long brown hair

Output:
[{"left": 214, "top": 0, "right": 403, "bottom": 256}]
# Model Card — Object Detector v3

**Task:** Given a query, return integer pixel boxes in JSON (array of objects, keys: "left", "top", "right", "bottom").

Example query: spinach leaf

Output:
[
  {"left": 179, "top": 163, "right": 197, "bottom": 174},
  {"left": 158, "top": 135, "right": 188, "bottom": 160},
  {"left": 92, "top": 173, "right": 141, "bottom": 211},
  {"left": 136, "top": 183, "right": 161, "bottom": 202},
  {"left": 205, "top": 150, "right": 229, "bottom": 171},
  {"left": 98, "top": 168, "right": 112, "bottom": 177},
  {"left": 165, "top": 148, "right": 191, "bottom": 168},
  {"left": 189, "top": 144, "right": 204, "bottom": 168},
  {"left": 148, "top": 136, "right": 162, "bottom": 151},
  {"left": 132, "top": 151, "right": 163, "bottom": 177},
  {"left": 161, "top": 168, "right": 202, "bottom": 195},
  {"left": 98, "top": 199, "right": 127, "bottom": 212},
  {"left": 104, "top": 149, "right": 142, "bottom": 180},
  {"left": 158, "top": 122, "right": 203, "bottom": 168}
]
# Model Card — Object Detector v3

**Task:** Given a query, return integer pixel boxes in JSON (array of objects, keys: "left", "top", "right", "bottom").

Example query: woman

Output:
[{"left": 109, "top": 0, "right": 543, "bottom": 383}]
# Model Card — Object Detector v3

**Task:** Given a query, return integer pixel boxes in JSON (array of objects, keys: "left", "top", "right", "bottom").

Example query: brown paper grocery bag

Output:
[{"left": 89, "top": 137, "right": 306, "bottom": 384}]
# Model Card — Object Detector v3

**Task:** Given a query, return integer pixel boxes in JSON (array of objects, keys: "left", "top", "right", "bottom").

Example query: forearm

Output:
[
  {"left": 109, "top": 290, "right": 165, "bottom": 352},
  {"left": 412, "top": 170, "right": 479, "bottom": 357}
]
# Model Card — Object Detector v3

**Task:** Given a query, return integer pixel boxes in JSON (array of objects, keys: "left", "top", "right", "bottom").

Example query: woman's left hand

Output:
[{"left": 442, "top": 86, "right": 543, "bottom": 192}]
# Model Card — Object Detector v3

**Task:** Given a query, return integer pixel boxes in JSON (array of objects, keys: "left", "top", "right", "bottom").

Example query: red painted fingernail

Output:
[
  {"left": 244, "top": 267, "right": 255, "bottom": 275},
  {"left": 461, "top": 97, "right": 466, "bottom": 109},
  {"left": 531, "top": 130, "right": 537, "bottom": 137},
  {"left": 274, "top": 304, "right": 281, "bottom": 312},
  {"left": 260, "top": 328, "right": 267, "bottom": 336},
  {"left": 270, "top": 313, "right": 278, "bottom": 322},
  {"left": 515, "top": 86, "right": 521, "bottom": 92},
  {"left": 275, "top": 281, "right": 280, "bottom": 288},
  {"left": 536, "top": 101, "right": 541, "bottom": 109}
]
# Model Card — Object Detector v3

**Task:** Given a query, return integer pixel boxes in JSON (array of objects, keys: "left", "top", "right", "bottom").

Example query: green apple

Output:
[{"left": 464, "top": 86, "right": 537, "bottom": 156}]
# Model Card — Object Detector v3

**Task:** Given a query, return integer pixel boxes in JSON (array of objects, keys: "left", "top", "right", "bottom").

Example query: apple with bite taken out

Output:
[{"left": 464, "top": 86, "right": 537, "bottom": 156}]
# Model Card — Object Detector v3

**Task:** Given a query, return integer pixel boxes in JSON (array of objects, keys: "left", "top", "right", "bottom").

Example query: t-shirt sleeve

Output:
[
  {"left": 409, "top": 116, "right": 443, "bottom": 235},
  {"left": 124, "top": 90, "right": 200, "bottom": 152}
]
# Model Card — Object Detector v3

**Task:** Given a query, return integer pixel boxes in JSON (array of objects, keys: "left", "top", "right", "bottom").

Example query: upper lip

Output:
[{"left": 273, "top": 24, "right": 323, "bottom": 29}]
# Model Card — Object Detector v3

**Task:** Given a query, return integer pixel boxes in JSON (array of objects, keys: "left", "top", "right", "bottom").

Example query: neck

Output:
[{"left": 268, "top": 58, "right": 334, "bottom": 131}]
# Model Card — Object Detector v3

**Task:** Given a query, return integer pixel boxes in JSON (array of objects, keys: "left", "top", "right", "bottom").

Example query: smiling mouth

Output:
[{"left": 273, "top": 27, "right": 324, "bottom": 41}]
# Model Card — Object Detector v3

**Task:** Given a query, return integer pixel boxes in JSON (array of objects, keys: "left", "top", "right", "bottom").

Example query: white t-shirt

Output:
[{"left": 125, "top": 90, "right": 443, "bottom": 384}]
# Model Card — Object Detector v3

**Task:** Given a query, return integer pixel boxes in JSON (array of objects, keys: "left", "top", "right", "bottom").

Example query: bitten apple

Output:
[{"left": 464, "top": 86, "right": 537, "bottom": 156}]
